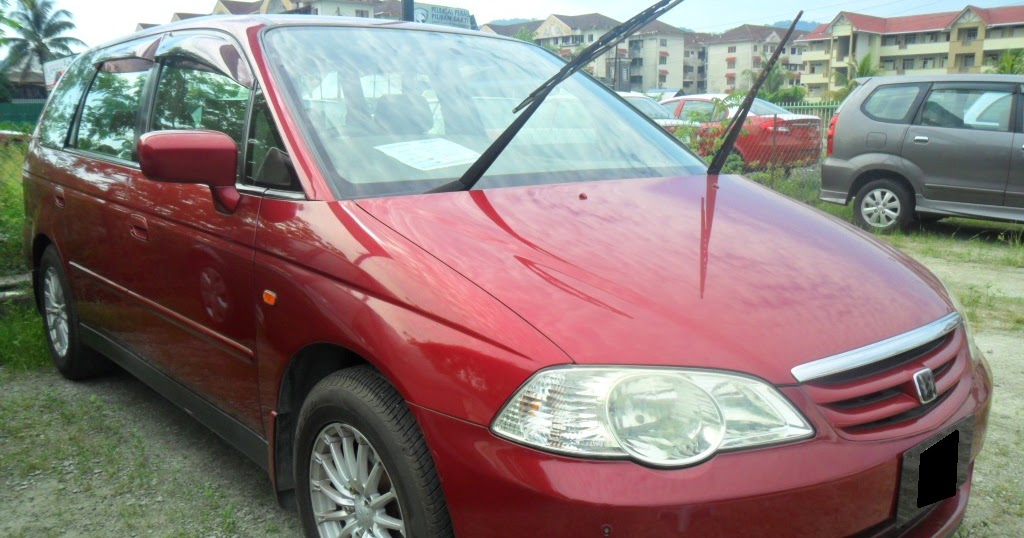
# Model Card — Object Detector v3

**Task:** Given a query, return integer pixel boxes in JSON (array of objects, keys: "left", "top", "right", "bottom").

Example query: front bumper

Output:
[{"left": 413, "top": 358, "right": 991, "bottom": 537}]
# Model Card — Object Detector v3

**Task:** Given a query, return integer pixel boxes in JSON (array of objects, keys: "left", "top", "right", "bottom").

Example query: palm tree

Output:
[
  {"left": 832, "top": 52, "right": 881, "bottom": 101},
  {"left": 988, "top": 49, "right": 1024, "bottom": 74},
  {"left": 2, "top": 0, "right": 86, "bottom": 85},
  {"left": 741, "top": 60, "right": 787, "bottom": 94}
]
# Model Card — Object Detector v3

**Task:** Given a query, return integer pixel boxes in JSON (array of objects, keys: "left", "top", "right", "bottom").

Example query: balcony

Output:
[
  {"left": 803, "top": 49, "right": 831, "bottom": 62},
  {"left": 802, "top": 72, "right": 831, "bottom": 85},
  {"left": 954, "top": 66, "right": 981, "bottom": 74},
  {"left": 878, "top": 41, "right": 950, "bottom": 56},
  {"left": 984, "top": 35, "right": 1024, "bottom": 50}
]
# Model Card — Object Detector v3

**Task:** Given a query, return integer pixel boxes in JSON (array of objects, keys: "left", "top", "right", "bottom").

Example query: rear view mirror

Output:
[{"left": 138, "top": 130, "right": 241, "bottom": 212}]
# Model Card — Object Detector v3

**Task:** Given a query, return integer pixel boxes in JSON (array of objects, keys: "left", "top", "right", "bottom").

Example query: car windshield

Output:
[
  {"left": 625, "top": 96, "right": 674, "bottom": 120},
  {"left": 263, "top": 26, "right": 707, "bottom": 199}
]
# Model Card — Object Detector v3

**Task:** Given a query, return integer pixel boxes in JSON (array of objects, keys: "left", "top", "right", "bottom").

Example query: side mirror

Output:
[{"left": 138, "top": 130, "right": 241, "bottom": 212}]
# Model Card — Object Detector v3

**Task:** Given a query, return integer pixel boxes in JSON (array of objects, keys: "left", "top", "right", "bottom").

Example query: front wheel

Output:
[
  {"left": 295, "top": 366, "right": 453, "bottom": 538},
  {"left": 853, "top": 179, "right": 914, "bottom": 233}
]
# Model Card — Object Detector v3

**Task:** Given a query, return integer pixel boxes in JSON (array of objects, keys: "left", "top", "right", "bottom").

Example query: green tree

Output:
[
  {"left": 831, "top": 52, "right": 881, "bottom": 101},
  {"left": 512, "top": 26, "right": 535, "bottom": 43},
  {"left": 742, "top": 60, "right": 787, "bottom": 95},
  {"left": 2, "top": 0, "right": 86, "bottom": 84},
  {"left": 987, "top": 49, "right": 1024, "bottom": 74}
]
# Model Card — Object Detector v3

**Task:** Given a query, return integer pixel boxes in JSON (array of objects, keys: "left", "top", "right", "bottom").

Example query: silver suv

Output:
[{"left": 821, "top": 75, "right": 1024, "bottom": 232}]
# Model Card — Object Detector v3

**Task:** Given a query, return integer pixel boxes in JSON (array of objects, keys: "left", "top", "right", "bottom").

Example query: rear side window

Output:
[
  {"left": 37, "top": 54, "right": 95, "bottom": 149},
  {"left": 681, "top": 101, "right": 715, "bottom": 121},
  {"left": 862, "top": 84, "right": 926, "bottom": 123},
  {"left": 919, "top": 88, "right": 1013, "bottom": 132},
  {"left": 151, "top": 58, "right": 252, "bottom": 144},
  {"left": 75, "top": 59, "right": 153, "bottom": 161}
]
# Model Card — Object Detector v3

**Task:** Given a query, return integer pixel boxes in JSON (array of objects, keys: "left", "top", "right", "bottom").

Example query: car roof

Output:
[
  {"left": 857, "top": 74, "right": 1024, "bottom": 85},
  {"left": 91, "top": 14, "right": 513, "bottom": 55}
]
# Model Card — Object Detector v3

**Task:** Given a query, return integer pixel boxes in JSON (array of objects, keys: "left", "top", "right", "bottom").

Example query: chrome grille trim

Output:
[{"left": 791, "top": 312, "right": 961, "bottom": 383}]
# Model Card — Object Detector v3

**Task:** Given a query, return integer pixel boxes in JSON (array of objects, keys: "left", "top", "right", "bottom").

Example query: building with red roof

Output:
[{"left": 798, "top": 5, "right": 1024, "bottom": 100}]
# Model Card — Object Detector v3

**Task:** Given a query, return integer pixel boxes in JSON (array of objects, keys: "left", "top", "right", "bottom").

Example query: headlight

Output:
[
  {"left": 940, "top": 282, "right": 982, "bottom": 361},
  {"left": 491, "top": 367, "right": 814, "bottom": 467}
]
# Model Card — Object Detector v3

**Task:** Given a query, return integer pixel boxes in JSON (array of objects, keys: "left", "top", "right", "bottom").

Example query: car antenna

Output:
[
  {"left": 707, "top": 12, "right": 803, "bottom": 175},
  {"left": 428, "top": 0, "right": 687, "bottom": 194}
]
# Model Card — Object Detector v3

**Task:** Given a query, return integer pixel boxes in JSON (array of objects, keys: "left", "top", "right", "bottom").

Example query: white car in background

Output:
[{"left": 617, "top": 91, "right": 687, "bottom": 133}]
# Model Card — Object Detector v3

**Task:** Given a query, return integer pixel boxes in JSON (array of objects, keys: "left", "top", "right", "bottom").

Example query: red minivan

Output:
[{"left": 23, "top": 15, "right": 991, "bottom": 538}]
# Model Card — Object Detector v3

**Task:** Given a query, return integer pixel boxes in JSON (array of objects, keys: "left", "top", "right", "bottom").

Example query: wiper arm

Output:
[
  {"left": 429, "top": 0, "right": 687, "bottom": 194},
  {"left": 707, "top": 12, "right": 803, "bottom": 175}
]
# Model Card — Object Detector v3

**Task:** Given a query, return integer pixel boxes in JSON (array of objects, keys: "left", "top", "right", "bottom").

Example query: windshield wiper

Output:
[
  {"left": 707, "top": 12, "right": 803, "bottom": 175},
  {"left": 429, "top": 0, "right": 687, "bottom": 194}
]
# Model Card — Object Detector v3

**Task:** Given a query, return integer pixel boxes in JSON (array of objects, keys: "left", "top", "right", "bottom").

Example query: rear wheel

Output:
[
  {"left": 853, "top": 179, "right": 914, "bottom": 233},
  {"left": 295, "top": 366, "right": 453, "bottom": 538},
  {"left": 38, "top": 246, "right": 109, "bottom": 380}
]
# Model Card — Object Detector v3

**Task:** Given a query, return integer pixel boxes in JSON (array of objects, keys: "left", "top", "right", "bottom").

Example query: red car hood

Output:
[{"left": 357, "top": 176, "right": 952, "bottom": 384}]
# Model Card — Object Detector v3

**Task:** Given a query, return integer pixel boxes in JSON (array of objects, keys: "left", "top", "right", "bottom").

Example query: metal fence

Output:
[
  {"left": 776, "top": 101, "right": 841, "bottom": 126},
  {"left": 0, "top": 102, "right": 45, "bottom": 126}
]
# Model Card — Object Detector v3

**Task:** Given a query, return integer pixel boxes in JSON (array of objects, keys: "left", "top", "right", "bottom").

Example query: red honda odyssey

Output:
[{"left": 23, "top": 14, "right": 991, "bottom": 538}]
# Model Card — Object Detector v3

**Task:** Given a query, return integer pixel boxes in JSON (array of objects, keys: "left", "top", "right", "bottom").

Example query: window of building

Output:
[
  {"left": 753, "top": 60, "right": 761, "bottom": 69},
  {"left": 727, "top": 60, "right": 735, "bottom": 69},
  {"left": 727, "top": 45, "right": 736, "bottom": 53},
  {"left": 927, "top": 32, "right": 940, "bottom": 42},
  {"left": 151, "top": 58, "right": 252, "bottom": 145},
  {"left": 659, "top": 56, "right": 667, "bottom": 65},
  {"left": 791, "top": 47, "right": 798, "bottom": 55},
  {"left": 727, "top": 77, "right": 736, "bottom": 88},
  {"left": 939, "top": 56, "right": 948, "bottom": 68},
  {"left": 961, "top": 28, "right": 978, "bottom": 42},
  {"left": 906, "top": 34, "right": 918, "bottom": 45},
  {"left": 356, "top": 9, "right": 369, "bottom": 17},
  {"left": 922, "top": 57, "right": 934, "bottom": 69},
  {"left": 588, "top": 34, "right": 594, "bottom": 42},
  {"left": 902, "top": 58, "right": 915, "bottom": 70},
  {"left": 883, "top": 36, "right": 897, "bottom": 46},
  {"left": 74, "top": 59, "right": 153, "bottom": 161},
  {"left": 660, "top": 39, "right": 668, "bottom": 47},
  {"left": 659, "top": 74, "right": 667, "bottom": 83}
]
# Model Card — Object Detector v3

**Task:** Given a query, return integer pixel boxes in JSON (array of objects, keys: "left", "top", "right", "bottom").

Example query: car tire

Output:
[
  {"left": 38, "top": 246, "right": 110, "bottom": 380},
  {"left": 295, "top": 366, "right": 453, "bottom": 538},
  {"left": 853, "top": 179, "right": 914, "bottom": 233}
]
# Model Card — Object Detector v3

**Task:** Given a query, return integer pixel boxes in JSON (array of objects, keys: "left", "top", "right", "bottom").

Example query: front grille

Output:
[{"left": 800, "top": 328, "right": 969, "bottom": 440}]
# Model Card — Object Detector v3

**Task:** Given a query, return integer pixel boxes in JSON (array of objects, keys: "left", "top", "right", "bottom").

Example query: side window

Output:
[
  {"left": 919, "top": 87, "right": 1013, "bottom": 132},
  {"left": 38, "top": 54, "right": 95, "bottom": 149},
  {"left": 151, "top": 58, "right": 252, "bottom": 144},
  {"left": 74, "top": 59, "right": 153, "bottom": 161},
  {"left": 862, "top": 84, "right": 926, "bottom": 124},
  {"left": 245, "top": 94, "right": 299, "bottom": 191}
]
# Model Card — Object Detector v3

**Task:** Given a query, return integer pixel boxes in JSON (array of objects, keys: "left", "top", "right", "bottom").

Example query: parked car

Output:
[
  {"left": 617, "top": 91, "right": 687, "bottom": 133},
  {"left": 661, "top": 94, "right": 822, "bottom": 169},
  {"left": 821, "top": 75, "right": 1024, "bottom": 232},
  {"left": 24, "top": 15, "right": 991, "bottom": 538}
]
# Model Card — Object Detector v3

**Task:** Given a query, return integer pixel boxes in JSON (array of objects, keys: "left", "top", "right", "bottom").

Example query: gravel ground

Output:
[{"left": 0, "top": 240, "right": 1020, "bottom": 538}]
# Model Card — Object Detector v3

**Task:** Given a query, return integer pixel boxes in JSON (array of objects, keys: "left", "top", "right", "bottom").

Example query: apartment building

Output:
[
  {"left": 480, "top": 20, "right": 543, "bottom": 38},
  {"left": 533, "top": 14, "right": 622, "bottom": 84},
  {"left": 706, "top": 25, "right": 806, "bottom": 94},
  {"left": 799, "top": 5, "right": 1024, "bottom": 100}
]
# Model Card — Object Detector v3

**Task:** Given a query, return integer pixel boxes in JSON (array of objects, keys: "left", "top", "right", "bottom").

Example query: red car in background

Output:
[{"left": 662, "top": 94, "right": 823, "bottom": 169}]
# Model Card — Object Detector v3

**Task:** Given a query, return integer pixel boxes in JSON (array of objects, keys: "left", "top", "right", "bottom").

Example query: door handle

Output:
[
  {"left": 54, "top": 186, "right": 65, "bottom": 208},
  {"left": 129, "top": 214, "right": 149, "bottom": 242},
  {"left": 914, "top": 136, "right": 929, "bottom": 143}
]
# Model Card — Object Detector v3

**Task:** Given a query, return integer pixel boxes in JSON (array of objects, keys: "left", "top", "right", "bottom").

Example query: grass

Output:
[
  {"left": 0, "top": 141, "right": 29, "bottom": 276},
  {"left": 0, "top": 302, "right": 48, "bottom": 372}
]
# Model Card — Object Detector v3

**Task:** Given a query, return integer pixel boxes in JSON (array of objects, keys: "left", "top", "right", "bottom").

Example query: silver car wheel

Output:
[
  {"left": 860, "top": 188, "right": 901, "bottom": 229},
  {"left": 43, "top": 267, "right": 70, "bottom": 357},
  {"left": 309, "top": 422, "right": 406, "bottom": 538}
]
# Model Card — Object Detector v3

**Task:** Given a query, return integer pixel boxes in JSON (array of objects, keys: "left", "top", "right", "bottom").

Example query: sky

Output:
[{"left": 51, "top": 0, "right": 1024, "bottom": 48}]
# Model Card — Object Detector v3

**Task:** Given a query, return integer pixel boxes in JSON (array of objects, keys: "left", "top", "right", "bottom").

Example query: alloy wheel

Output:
[
  {"left": 43, "top": 267, "right": 70, "bottom": 357},
  {"left": 860, "top": 188, "right": 901, "bottom": 229},
  {"left": 309, "top": 422, "right": 406, "bottom": 538}
]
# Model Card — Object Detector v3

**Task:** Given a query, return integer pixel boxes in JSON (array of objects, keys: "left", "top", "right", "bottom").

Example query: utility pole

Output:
[{"left": 403, "top": 0, "right": 414, "bottom": 21}]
